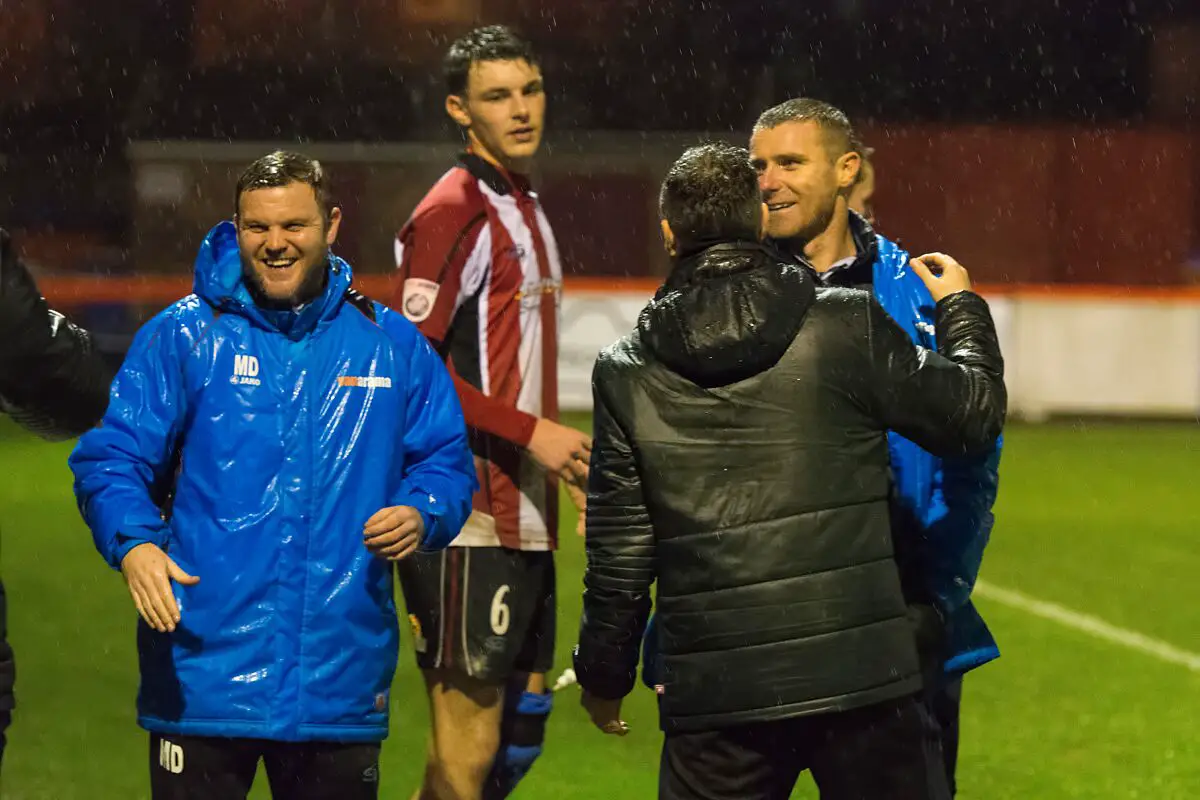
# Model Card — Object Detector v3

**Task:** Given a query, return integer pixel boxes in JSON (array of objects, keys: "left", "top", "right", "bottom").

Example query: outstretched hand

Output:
[{"left": 120, "top": 543, "right": 200, "bottom": 633}]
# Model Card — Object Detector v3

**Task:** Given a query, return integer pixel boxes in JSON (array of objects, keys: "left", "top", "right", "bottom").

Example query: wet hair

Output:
[
  {"left": 235, "top": 150, "right": 335, "bottom": 223},
  {"left": 754, "top": 97, "right": 865, "bottom": 163},
  {"left": 444, "top": 25, "right": 539, "bottom": 96},
  {"left": 659, "top": 142, "right": 762, "bottom": 251}
]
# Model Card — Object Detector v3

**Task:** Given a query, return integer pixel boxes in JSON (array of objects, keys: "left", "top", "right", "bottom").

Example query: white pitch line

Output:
[{"left": 974, "top": 580, "right": 1200, "bottom": 672}]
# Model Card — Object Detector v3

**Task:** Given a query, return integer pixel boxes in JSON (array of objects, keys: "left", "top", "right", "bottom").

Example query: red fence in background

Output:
[
  {"left": 6, "top": 125, "right": 1200, "bottom": 288},
  {"left": 855, "top": 125, "right": 1197, "bottom": 285},
  {"left": 33, "top": 276, "right": 1200, "bottom": 314}
]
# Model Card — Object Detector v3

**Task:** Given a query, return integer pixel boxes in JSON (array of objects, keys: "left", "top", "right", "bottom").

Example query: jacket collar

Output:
[
  {"left": 662, "top": 240, "right": 779, "bottom": 294},
  {"left": 458, "top": 151, "right": 533, "bottom": 197},
  {"left": 766, "top": 210, "right": 879, "bottom": 288}
]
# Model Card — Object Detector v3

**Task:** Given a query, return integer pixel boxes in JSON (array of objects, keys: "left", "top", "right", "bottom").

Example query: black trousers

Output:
[
  {"left": 149, "top": 733, "right": 380, "bottom": 799},
  {"left": 928, "top": 676, "right": 963, "bottom": 796},
  {"left": 659, "top": 694, "right": 950, "bottom": 800},
  {"left": 0, "top": 708, "right": 9, "bottom": 772},
  {"left": 909, "top": 603, "right": 964, "bottom": 795}
]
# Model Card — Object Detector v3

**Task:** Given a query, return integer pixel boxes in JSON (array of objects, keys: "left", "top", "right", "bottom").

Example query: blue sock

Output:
[{"left": 483, "top": 690, "right": 552, "bottom": 799}]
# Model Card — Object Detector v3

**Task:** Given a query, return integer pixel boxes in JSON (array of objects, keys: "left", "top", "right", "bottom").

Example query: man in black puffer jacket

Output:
[
  {"left": 572, "top": 144, "right": 1006, "bottom": 800},
  {"left": 0, "top": 228, "right": 113, "bottom": 768}
]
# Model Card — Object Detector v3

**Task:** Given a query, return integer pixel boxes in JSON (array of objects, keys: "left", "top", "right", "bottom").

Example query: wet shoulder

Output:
[
  {"left": 595, "top": 331, "right": 648, "bottom": 379},
  {"left": 874, "top": 234, "right": 911, "bottom": 276},
  {"left": 410, "top": 166, "right": 486, "bottom": 226},
  {"left": 806, "top": 286, "right": 879, "bottom": 343},
  {"left": 157, "top": 293, "right": 218, "bottom": 345},
  {"left": 813, "top": 285, "right": 874, "bottom": 312}
]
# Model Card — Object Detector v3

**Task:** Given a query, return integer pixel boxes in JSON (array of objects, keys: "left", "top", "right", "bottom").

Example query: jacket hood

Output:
[
  {"left": 637, "top": 241, "right": 816, "bottom": 388},
  {"left": 193, "top": 221, "right": 353, "bottom": 339}
]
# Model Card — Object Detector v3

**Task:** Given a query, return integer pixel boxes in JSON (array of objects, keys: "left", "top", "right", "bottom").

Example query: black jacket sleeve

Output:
[
  {"left": 572, "top": 359, "right": 656, "bottom": 701},
  {"left": 864, "top": 290, "right": 1007, "bottom": 458},
  {"left": 0, "top": 229, "right": 113, "bottom": 440}
]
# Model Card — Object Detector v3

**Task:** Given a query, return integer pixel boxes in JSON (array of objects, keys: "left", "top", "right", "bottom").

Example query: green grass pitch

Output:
[{"left": 0, "top": 416, "right": 1197, "bottom": 798}]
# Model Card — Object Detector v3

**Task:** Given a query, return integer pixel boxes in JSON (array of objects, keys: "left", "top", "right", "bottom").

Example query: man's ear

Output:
[
  {"left": 836, "top": 151, "right": 862, "bottom": 191},
  {"left": 445, "top": 94, "right": 471, "bottom": 128},
  {"left": 325, "top": 207, "right": 343, "bottom": 246},
  {"left": 660, "top": 219, "right": 678, "bottom": 257}
]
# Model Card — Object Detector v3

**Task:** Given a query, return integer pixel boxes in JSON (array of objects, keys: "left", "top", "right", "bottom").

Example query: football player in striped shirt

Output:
[{"left": 391, "top": 24, "right": 590, "bottom": 800}]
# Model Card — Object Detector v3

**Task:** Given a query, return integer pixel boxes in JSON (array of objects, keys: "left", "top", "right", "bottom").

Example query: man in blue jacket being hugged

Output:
[
  {"left": 70, "top": 151, "right": 477, "bottom": 799},
  {"left": 749, "top": 98, "right": 1003, "bottom": 794}
]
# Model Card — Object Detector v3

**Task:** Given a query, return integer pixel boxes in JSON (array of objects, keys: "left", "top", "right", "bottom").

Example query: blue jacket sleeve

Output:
[
  {"left": 68, "top": 310, "right": 188, "bottom": 570},
  {"left": 380, "top": 307, "right": 477, "bottom": 551},
  {"left": 922, "top": 437, "right": 1002, "bottom": 613},
  {"left": 888, "top": 266, "right": 1004, "bottom": 615}
]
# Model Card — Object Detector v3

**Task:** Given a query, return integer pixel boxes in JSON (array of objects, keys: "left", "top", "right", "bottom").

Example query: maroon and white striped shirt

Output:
[{"left": 392, "top": 153, "right": 563, "bottom": 551}]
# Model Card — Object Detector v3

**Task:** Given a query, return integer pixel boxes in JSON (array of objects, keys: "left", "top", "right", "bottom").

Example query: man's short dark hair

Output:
[
  {"left": 754, "top": 98, "right": 865, "bottom": 162},
  {"left": 444, "top": 25, "right": 539, "bottom": 96},
  {"left": 235, "top": 151, "right": 335, "bottom": 223},
  {"left": 659, "top": 142, "right": 762, "bottom": 252}
]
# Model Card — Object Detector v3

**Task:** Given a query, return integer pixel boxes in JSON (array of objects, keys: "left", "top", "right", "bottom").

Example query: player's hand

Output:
[
  {"left": 364, "top": 505, "right": 426, "bottom": 561},
  {"left": 528, "top": 418, "right": 591, "bottom": 484},
  {"left": 120, "top": 543, "right": 200, "bottom": 634},
  {"left": 565, "top": 479, "right": 587, "bottom": 537},
  {"left": 581, "top": 690, "right": 629, "bottom": 736},
  {"left": 910, "top": 252, "right": 972, "bottom": 302}
]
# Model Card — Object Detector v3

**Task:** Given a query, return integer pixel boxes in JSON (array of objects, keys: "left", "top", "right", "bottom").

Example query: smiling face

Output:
[
  {"left": 235, "top": 181, "right": 341, "bottom": 306},
  {"left": 445, "top": 58, "right": 546, "bottom": 173},
  {"left": 750, "top": 120, "right": 859, "bottom": 246}
]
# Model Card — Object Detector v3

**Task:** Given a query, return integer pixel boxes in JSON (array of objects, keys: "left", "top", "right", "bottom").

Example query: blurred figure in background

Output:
[
  {"left": 0, "top": 228, "right": 113, "bottom": 772},
  {"left": 847, "top": 145, "right": 876, "bottom": 226}
]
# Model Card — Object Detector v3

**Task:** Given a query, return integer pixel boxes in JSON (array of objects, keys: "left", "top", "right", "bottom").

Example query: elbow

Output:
[
  {"left": 2, "top": 401, "right": 96, "bottom": 442},
  {"left": 961, "top": 384, "right": 1008, "bottom": 456}
]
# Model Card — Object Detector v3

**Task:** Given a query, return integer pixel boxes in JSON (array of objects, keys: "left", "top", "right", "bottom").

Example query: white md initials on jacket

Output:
[{"left": 231, "top": 353, "right": 261, "bottom": 385}]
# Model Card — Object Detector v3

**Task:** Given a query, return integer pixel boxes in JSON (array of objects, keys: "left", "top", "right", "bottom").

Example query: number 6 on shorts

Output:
[
  {"left": 491, "top": 585, "right": 511, "bottom": 635},
  {"left": 396, "top": 546, "right": 556, "bottom": 681}
]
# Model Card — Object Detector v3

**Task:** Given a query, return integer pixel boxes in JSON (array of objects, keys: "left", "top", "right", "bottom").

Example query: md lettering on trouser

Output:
[{"left": 159, "top": 738, "right": 184, "bottom": 774}]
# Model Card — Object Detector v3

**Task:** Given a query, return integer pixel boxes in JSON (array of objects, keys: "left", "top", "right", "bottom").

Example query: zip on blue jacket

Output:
[
  {"left": 69, "top": 221, "right": 478, "bottom": 743},
  {"left": 639, "top": 214, "right": 1002, "bottom": 687}
]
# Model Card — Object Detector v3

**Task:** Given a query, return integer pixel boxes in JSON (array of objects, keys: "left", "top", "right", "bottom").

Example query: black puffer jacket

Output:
[
  {"left": 0, "top": 228, "right": 112, "bottom": 728},
  {"left": 0, "top": 229, "right": 113, "bottom": 439},
  {"left": 573, "top": 241, "right": 1005, "bottom": 733}
]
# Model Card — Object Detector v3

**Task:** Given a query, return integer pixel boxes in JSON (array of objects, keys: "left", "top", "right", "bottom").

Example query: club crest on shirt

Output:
[{"left": 401, "top": 277, "right": 439, "bottom": 323}]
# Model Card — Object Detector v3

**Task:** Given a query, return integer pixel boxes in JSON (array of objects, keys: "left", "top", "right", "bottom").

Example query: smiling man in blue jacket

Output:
[
  {"left": 749, "top": 98, "right": 1003, "bottom": 795},
  {"left": 69, "top": 151, "right": 477, "bottom": 799},
  {"left": 636, "top": 101, "right": 1002, "bottom": 794}
]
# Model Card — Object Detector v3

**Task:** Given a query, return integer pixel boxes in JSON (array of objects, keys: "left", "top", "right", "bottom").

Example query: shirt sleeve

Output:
[{"left": 392, "top": 203, "right": 483, "bottom": 346}]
